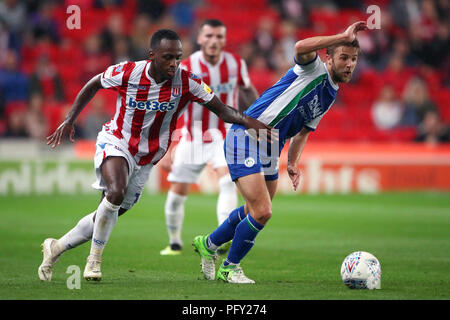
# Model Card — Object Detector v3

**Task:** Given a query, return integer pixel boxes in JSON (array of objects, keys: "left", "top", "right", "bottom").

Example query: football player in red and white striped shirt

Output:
[
  {"left": 38, "top": 29, "right": 274, "bottom": 282},
  {"left": 159, "top": 20, "right": 259, "bottom": 256}
]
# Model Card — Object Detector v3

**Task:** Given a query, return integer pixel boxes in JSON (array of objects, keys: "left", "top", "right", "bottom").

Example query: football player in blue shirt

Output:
[{"left": 193, "top": 21, "right": 368, "bottom": 283}]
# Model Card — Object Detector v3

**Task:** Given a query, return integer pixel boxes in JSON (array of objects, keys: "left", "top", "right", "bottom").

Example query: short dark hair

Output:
[
  {"left": 200, "top": 19, "right": 225, "bottom": 29},
  {"left": 326, "top": 39, "right": 360, "bottom": 56},
  {"left": 150, "top": 29, "right": 180, "bottom": 50}
]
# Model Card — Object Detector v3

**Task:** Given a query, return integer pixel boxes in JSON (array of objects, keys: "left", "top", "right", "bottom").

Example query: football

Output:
[{"left": 341, "top": 251, "right": 382, "bottom": 289}]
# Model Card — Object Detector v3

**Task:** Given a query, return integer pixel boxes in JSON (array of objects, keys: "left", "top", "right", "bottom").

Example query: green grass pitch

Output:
[{"left": 0, "top": 192, "right": 449, "bottom": 300}]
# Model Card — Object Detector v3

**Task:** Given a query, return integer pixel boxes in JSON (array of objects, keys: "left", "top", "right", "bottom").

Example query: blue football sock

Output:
[
  {"left": 208, "top": 206, "right": 245, "bottom": 248},
  {"left": 225, "top": 213, "right": 264, "bottom": 265}
]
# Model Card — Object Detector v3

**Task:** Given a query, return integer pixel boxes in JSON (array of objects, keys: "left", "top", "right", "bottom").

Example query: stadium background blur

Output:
[{"left": 0, "top": 0, "right": 449, "bottom": 195}]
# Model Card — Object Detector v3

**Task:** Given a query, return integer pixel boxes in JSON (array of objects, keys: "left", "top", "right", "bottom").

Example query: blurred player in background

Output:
[
  {"left": 38, "top": 29, "right": 273, "bottom": 282},
  {"left": 159, "top": 19, "right": 259, "bottom": 256},
  {"left": 193, "top": 21, "right": 368, "bottom": 283}
]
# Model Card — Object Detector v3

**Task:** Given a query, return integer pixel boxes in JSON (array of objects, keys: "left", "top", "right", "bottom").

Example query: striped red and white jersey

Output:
[
  {"left": 180, "top": 50, "right": 250, "bottom": 142},
  {"left": 100, "top": 60, "right": 214, "bottom": 166}
]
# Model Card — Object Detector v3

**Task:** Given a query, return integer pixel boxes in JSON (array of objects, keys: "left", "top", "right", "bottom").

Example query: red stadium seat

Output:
[
  {"left": 309, "top": 9, "right": 343, "bottom": 34},
  {"left": 339, "top": 84, "right": 377, "bottom": 109},
  {"left": 433, "top": 89, "right": 450, "bottom": 123},
  {"left": 340, "top": 9, "right": 366, "bottom": 26},
  {"left": 5, "top": 101, "right": 27, "bottom": 117},
  {"left": 65, "top": 82, "right": 83, "bottom": 102},
  {"left": 391, "top": 127, "right": 418, "bottom": 141},
  {"left": 205, "top": 0, "right": 266, "bottom": 10},
  {"left": 0, "top": 118, "right": 6, "bottom": 135},
  {"left": 58, "top": 64, "right": 82, "bottom": 85},
  {"left": 42, "top": 102, "right": 64, "bottom": 134}
]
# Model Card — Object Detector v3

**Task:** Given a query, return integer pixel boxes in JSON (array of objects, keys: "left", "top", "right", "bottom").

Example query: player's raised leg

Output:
[
  {"left": 194, "top": 172, "right": 276, "bottom": 283},
  {"left": 217, "top": 173, "right": 275, "bottom": 284},
  {"left": 83, "top": 156, "right": 129, "bottom": 281}
]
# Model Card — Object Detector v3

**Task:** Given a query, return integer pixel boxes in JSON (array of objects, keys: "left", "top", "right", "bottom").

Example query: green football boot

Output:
[
  {"left": 216, "top": 261, "right": 255, "bottom": 284},
  {"left": 192, "top": 235, "right": 217, "bottom": 280}
]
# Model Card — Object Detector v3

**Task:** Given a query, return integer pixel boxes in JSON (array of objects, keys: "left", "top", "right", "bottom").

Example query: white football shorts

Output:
[
  {"left": 167, "top": 137, "right": 227, "bottom": 184},
  {"left": 91, "top": 130, "right": 153, "bottom": 210}
]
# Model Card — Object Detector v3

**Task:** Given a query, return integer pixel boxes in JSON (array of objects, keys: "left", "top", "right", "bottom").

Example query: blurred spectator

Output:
[
  {"left": 382, "top": 54, "right": 415, "bottom": 95},
  {"left": 278, "top": 21, "right": 296, "bottom": 63},
  {"left": 0, "top": 20, "right": 10, "bottom": 65},
  {"left": 333, "top": 0, "right": 361, "bottom": 9},
  {"left": 137, "top": 0, "right": 166, "bottom": 21},
  {"left": 0, "top": 14, "right": 21, "bottom": 55},
  {"left": 276, "top": 0, "right": 311, "bottom": 28},
  {"left": 82, "top": 95, "right": 110, "bottom": 140},
  {"left": 362, "top": 18, "right": 392, "bottom": 70},
  {"left": 436, "top": 0, "right": 450, "bottom": 22},
  {"left": 238, "top": 43, "right": 255, "bottom": 66},
  {"left": 2, "top": 102, "right": 28, "bottom": 138},
  {"left": 390, "top": 38, "right": 419, "bottom": 67},
  {"left": 149, "top": 13, "right": 177, "bottom": 35},
  {"left": 402, "top": 77, "right": 438, "bottom": 124},
  {"left": 129, "top": 15, "right": 151, "bottom": 61},
  {"left": 81, "top": 34, "right": 112, "bottom": 83},
  {"left": 253, "top": 16, "right": 276, "bottom": 60},
  {"left": 180, "top": 35, "right": 194, "bottom": 61},
  {"left": 0, "top": 0, "right": 26, "bottom": 35},
  {"left": 29, "top": 54, "right": 65, "bottom": 101},
  {"left": 415, "top": 110, "right": 450, "bottom": 144},
  {"left": 421, "top": 20, "right": 450, "bottom": 69},
  {"left": 27, "top": 0, "right": 60, "bottom": 44},
  {"left": 417, "top": 0, "right": 439, "bottom": 42},
  {"left": 112, "top": 36, "right": 131, "bottom": 64},
  {"left": 390, "top": 0, "right": 421, "bottom": 30},
  {"left": 94, "top": 0, "right": 124, "bottom": 9},
  {"left": 170, "top": 0, "right": 195, "bottom": 30},
  {"left": 24, "top": 93, "right": 48, "bottom": 140},
  {"left": 100, "top": 12, "right": 126, "bottom": 53},
  {"left": 248, "top": 54, "right": 277, "bottom": 95},
  {"left": 0, "top": 90, "right": 4, "bottom": 118},
  {"left": 371, "top": 85, "right": 404, "bottom": 130},
  {"left": 0, "top": 50, "right": 28, "bottom": 104},
  {"left": 270, "top": 42, "right": 292, "bottom": 75}
]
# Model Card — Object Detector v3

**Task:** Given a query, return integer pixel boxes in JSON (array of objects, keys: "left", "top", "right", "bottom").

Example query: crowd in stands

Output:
[{"left": 0, "top": 0, "right": 448, "bottom": 144}]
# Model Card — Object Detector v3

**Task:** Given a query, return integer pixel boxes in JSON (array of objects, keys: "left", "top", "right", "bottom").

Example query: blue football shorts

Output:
[{"left": 224, "top": 124, "right": 284, "bottom": 181}]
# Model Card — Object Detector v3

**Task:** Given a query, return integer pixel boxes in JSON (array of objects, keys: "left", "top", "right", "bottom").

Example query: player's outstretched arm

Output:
[
  {"left": 204, "top": 95, "right": 278, "bottom": 143},
  {"left": 46, "top": 74, "right": 103, "bottom": 148},
  {"left": 287, "top": 127, "right": 311, "bottom": 191},
  {"left": 294, "top": 21, "right": 367, "bottom": 65}
]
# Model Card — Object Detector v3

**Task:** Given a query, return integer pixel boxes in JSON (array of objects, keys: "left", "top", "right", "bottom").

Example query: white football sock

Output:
[
  {"left": 56, "top": 211, "right": 95, "bottom": 254},
  {"left": 217, "top": 175, "right": 238, "bottom": 225},
  {"left": 90, "top": 197, "right": 120, "bottom": 257},
  {"left": 164, "top": 191, "right": 187, "bottom": 246}
]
